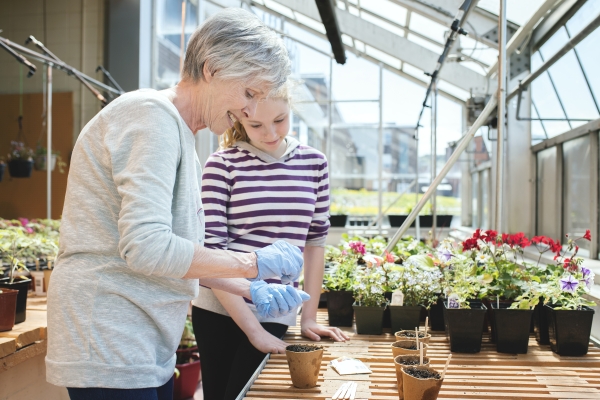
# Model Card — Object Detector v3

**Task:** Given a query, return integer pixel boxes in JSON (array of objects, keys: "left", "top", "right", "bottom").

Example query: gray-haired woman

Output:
[{"left": 46, "top": 8, "right": 307, "bottom": 400}]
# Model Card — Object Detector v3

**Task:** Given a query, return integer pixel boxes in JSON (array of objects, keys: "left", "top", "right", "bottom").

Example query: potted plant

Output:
[
  {"left": 352, "top": 253, "right": 388, "bottom": 335},
  {"left": 543, "top": 231, "right": 596, "bottom": 356},
  {"left": 394, "top": 355, "right": 430, "bottom": 400},
  {"left": 0, "top": 229, "right": 33, "bottom": 324},
  {"left": 400, "top": 365, "right": 444, "bottom": 400},
  {"left": 323, "top": 243, "right": 359, "bottom": 327},
  {"left": 0, "top": 288, "right": 18, "bottom": 332},
  {"left": 387, "top": 254, "right": 441, "bottom": 333},
  {"left": 285, "top": 344, "right": 323, "bottom": 388},
  {"left": 173, "top": 316, "right": 200, "bottom": 400},
  {"left": 34, "top": 145, "right": 67, "bottom": 173},
  {"left": 329, "top": 202, "right": 349, "bottom": 227},
  {"left": 7, "top": 141, "right": 34, "bottom": 178}
]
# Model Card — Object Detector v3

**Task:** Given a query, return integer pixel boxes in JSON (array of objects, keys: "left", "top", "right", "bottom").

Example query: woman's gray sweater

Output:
[{"left": 46, "top": 89, "right": 204, "bottom": 388}]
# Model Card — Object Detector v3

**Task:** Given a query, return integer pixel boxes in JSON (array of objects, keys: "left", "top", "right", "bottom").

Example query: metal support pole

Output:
[
  {"left": 378, "top": 63, "right": 383, "bottom": 235},
  {"left": 384, "top": 97, "right": 498, "bottom": 253},
  {"left": 495, "top": 0, "right": 507, "bottom": 232},
  {"left": 327, "top": 58, "right": 333, "bottom": 166},
  {"left": 431, "top": 82, "right": 437, "bottom": 242},
  {"left": 415, "top": 128, "right": 421, "bottom": 241},
  {"left": 46, "top": 64, "right": 53, "bottom": 220}
]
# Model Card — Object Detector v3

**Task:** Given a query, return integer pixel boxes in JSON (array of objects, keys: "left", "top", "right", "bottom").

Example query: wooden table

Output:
[{"left": 243, "top": 310, "right": 600, "bottom": 399}]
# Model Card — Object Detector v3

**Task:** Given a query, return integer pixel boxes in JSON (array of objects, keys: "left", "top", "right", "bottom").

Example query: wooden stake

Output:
[
  {"left": 415, "top": 326, "right": 419, "bottom": 349},
  {"left": 348, "top": 382, "right": 357, "bottom": 400},
  {"left": 425, "top": 316, "right": 428, "bottom": 336},
  {"left": 343, "top": 382, "right": 356, "bottom": 399},
  {"left": 332, "top": 382, "right": 350, "bottom": 400},
  {"left": 419, "top": 343, "right": 423, "bottom": 365},
  {"left": 441, "top": 354, "right": 452, "bottom": 379}
]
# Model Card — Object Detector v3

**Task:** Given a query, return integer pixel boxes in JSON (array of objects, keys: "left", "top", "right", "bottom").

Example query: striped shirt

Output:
[{"left": 192, "top": 137, "right": 330, "bottom": 325}]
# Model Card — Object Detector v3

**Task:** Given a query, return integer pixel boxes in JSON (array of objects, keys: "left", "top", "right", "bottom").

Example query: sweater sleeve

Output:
[
  {"left": 201, "top": 153, "right": 231, "bottom": 250},
  {"left": 306, "top": 158, "right": 330, "bottom": 247},
  {"left": 107, "top": 97, "right": 195, "bottom": 278}
]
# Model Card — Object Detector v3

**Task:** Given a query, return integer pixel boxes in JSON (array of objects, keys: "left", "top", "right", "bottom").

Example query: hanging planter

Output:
[
  {"left": 34, "top": 154, "right": 56, "bottom": 171},
  {"left": 8, "top": 159, "right": 34, "bottom": 178},
  {"left": 33, "top": 146, "right": 67, "bottom": 173},
  {"left": 0, "top": 162, "right": 5, "bottom": 182}
]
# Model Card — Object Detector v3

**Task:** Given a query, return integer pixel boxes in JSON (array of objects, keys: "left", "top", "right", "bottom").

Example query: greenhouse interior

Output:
[{"left": 1, "top": 0, "right": 600, "bottom": 399}]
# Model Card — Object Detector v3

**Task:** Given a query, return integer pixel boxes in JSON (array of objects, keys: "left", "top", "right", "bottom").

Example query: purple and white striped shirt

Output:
[{"left": 192, "top": 137, "right": 330, "bottom": 325}]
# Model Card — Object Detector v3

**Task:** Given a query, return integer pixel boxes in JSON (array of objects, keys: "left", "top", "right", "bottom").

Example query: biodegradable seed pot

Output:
[
  {"left": 285, "top": 344, "right": 323, "bottom": 388},
  {"left": 389, "top": 305, "right": 423, "bottom": 333},
  {"left": 326, "top": 290, "right": 354, "bottom": 327},
  {"left": 391, "top": 340, "right": 428, "bottom": 358},
  {"left": 395, "top": 330, "right": 431, "bottom": 345},
  {"left": 394, "top": 356, "right": 430, "bottom": 400},
  {"left": 546, "top": 304, "right": 595, "bottom": 356},
  {"left": 0, "top": 289, "right": 18, "bottom": 332},
  {"left": 401, "top": 365, "right": 443, "bottom": 400}
]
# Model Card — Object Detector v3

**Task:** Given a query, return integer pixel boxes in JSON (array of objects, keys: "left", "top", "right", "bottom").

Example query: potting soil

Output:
[
  {"left": 286, "top": 344, "right": 323, "bottom": 353},
  {"left": 397, "top": 358, "right": 422, "bottom": 366},
  {"left": 398, "top": 332, "right": 426, "bottom": 338},
  {"left": 394, "top": 343, "right": 417, "bottom": 350},
  {"left": 403, "top": 367, "right": 441, "bottom": 380}
]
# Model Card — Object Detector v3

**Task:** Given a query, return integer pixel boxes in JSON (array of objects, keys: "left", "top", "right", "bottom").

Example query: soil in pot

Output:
[
  {"left": 491, "top": 303, "right": 533, "bottom": 354},
  {"left": 327, "top": 291, "right": 354, "bottom": 327},
  {"left": 285, "top": 344, "right": 323, "bottom": 388},
  {"left": 394, "top": 356, "right": 430, "bottom": 400},
  {"left": 444, "top": 301, "right": 487, "bottom": 353},
  {"left": 401, "top": 365, "right": 443, "bottom": 400},
  {"left": 353, "top": 303, "right": 386, "bottom": 335},
  {"left": 7, "top": 160, "right": 34, "bottom": 178},
  {"left": 428, "top": 296, "right": 446, "bottom": 331},
  {"left": 546, "top": 305, "right": 595, "bottom": 356},
  {"left": 0, "top": 278, "right": 31, "bottom": 324},
  {"left": 391, "top": 340, "right": 428, "bottom": 358},
  {"left": 389, "top": 305, "right": 423, "bottom": 333},
  {"left": 0, "top": 289, "right": 18, "bottom": 331},
  {"left": 395, "top": 330, "right": 431, "bottom": 344},
  {"left": 533, "top": 298, "right": 549, "bottom": 344}
]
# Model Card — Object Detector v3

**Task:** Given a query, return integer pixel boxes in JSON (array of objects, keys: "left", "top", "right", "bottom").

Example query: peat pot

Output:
[
  {"left": 546, "top": 304, "right": 595, "bottom": 356},
  {"left": 326, "top": 291, "right": 354, "bottom": 327},
  {"left": 490, "top": 303, "right": 533, "bottom": 354},
  {"left": 353, "top": 303, "right": 386, "bottom": 335},
  {"left": 0, "top": 278, "right": 31, "bottom": 324},
  {"left": 285, "top": 344, "right": 323, "bottom": 389},
  {"left": 394, "top": 355, "right": 430, "bottom": 400},
  {"left": 395, "top": 330, "right": 431, "bottom": 345},
  {"left": 391, "top": 340, "right": 429, "bottom": 358},
  {"left": 401, "top": 365, "right": 443, "bottom": 400},
  {"left": 444, "top": 301, "right": 487, "bottom": 353},
  {"left": 0, "top": 289, "right": 18, "bottom": 331},
  {"left": 389, "top": 305, "right": 423, "bottom": 333}
]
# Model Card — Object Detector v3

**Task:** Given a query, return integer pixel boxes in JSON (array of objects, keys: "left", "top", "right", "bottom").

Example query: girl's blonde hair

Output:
[{"left": 220, "top": 80, "right": 295, "bottom": 149}]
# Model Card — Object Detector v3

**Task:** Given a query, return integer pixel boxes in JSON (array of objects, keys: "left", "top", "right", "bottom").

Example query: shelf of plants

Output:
[{"left": 245, "top": 231, "right": 599, "bottom": 399}]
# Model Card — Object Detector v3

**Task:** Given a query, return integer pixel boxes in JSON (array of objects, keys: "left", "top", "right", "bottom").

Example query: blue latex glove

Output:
[
  {"left": 250, "top": 281, "right": 311, "bottom": 319},
  {"left": 253, "top": 240, "right": 304, "bottom": 285}
]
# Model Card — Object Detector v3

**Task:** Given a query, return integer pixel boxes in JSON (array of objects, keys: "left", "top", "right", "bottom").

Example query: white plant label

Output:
[
  {"left": 448, "top": 293, "right": 460, "bottom": 309},
  {"left": 391, "top": 291, "right": 404, "bottom": 306}
]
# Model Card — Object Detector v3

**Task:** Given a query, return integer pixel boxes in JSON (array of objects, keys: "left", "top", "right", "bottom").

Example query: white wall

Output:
[{"left": 0, "top": 0, "right": 105, "bottom": 144}]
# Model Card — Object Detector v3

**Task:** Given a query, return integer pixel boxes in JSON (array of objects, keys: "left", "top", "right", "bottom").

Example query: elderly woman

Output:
[{"left": 46, "top": 8, "right": 307, "bottom": 400}]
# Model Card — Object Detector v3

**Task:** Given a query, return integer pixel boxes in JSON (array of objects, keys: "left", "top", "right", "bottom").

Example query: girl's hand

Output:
[
  {"left": 248, "top": 328, "right": 288, "bottom": 354},
  {"left": 301, "top": 319, "right": 350, "bottom": 342}
]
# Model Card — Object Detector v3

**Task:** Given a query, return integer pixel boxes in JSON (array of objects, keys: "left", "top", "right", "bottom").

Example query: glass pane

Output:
[
  {"left": 536, "top": 147, "right": 559, "bottom": 239},
  {"left": 566, "top": 0, "right": 600, "bottom": 37},
  {"left": 477, "top": 0, "right": 546, "bottom": 25},
  {"left": 547, "top": 50, "right": 599, "bottom": 120},
  {"left": 563, "top": 135, "right": 592, "bottom": 254},
  {"left": 472, "top": 172, "right": 478, "bottom": 228},
  {"left": 530, "top": 66, "right": 570, "bottom": 137},
  {"left": 408, "top": 13, "right": 446, "bottom": 44},
  {"left": 406, "top": 34, "right": 443, "bottom": 54},
  {"left": 382, "top": 70, "right": 426, "bottom": 126},
  {"left": 332, "top": 53, "right": 380, "bottom": 100},
  {"left": 155, "top": 0, "right": 198, "bottom": 89},
  {"left": 481, "top": 169, "right": 489, "bottom": 229},
  {"left": 459, "top": 36, "right": 498, "bottom": 67},
  {"left": 539, "top": 27, "right": 569, "bottom": 61},
  {"left": 573, "top": 28, "right": 600, "bottom": 108},
  {"left": 360, "top": 12, "right": 405, "bottom": 37},
  {"left": 360, "top": 0, "right": 407, "bottom": 26}
]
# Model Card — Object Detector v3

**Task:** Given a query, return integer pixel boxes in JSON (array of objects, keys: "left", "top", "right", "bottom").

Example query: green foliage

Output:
[
  {"left": 323, "top": 258, "right": 357, "bottom": 292},
  {"left": 352, "top": 264, "right": 388, "bottom": 307},
  {"left": 386, "top": 255, "right": 442, "bottom": 308}
]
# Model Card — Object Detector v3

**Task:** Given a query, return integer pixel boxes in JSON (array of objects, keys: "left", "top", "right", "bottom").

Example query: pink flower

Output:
[
  {"left": 384, "top": 251, "right": 395, "bottom": 263},
  {"left": 348, "top": 241, "right": 366, "bottom": 256}
]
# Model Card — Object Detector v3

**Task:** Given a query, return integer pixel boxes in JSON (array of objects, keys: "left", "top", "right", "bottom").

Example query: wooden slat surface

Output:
[{"left": 244, "top": 310, "right": 600, "bottom": 399}]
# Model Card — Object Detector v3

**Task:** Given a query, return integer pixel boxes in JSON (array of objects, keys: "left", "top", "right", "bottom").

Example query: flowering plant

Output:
[
  {"left": 352, "top": 263, "right": 388, "bottom": 307},
  {"left": 386, "top": 254, "right": 442, "bottom": 308},
  {"left": 8, "top": 141, "right": 34, "bottom": 161}
]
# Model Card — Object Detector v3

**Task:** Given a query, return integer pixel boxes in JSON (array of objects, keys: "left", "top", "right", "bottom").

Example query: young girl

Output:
[{"left": 192, "top": 82, "right": 349, "bottom": 399}]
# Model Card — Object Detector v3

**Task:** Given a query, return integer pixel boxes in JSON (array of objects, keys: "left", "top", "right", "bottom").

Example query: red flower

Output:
[
  {"left": 462, "top": 237, "right": 480, "bottom": 251},
  {"left": 503, "top": 232, "right": 530, "bottom": 249},
  {"left": 483, "top": 230, "right": 498, "bottom": 243},
  {"left": 501, "top": 233, "right": 509, "bottom": 244},
  {"left": 473, "top": 229, "right": 483, "bottom": 240},
  {"left": 583, "top": 229, "right": 592, "bottom": 241},
  {"left": 531, "top": 236, "right": 562, "bottom": 254}
]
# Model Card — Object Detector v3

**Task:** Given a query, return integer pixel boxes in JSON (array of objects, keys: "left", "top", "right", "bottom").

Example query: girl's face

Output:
[{"left": 241, "top": 98, "right": 290, "bottom": 156}]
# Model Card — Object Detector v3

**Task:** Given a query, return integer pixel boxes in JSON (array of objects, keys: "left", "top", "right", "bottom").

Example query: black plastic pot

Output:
[
  {"left": 0, "top": 278, "right": 31, "bottom": 324},
  {"left": 7, "top": 159, "right": 34, "bottom": 178},
  {"left": 383, "top": 292, "right": 393, "bottom": 328},
  {"left": 353, "top": 303, "right": 386, "bottom": 335},
  {"left": 389, "top": 305, "right": 423, "bottom": 333},
  {"left": 444, "top": 301, "right": 487, "bottom": 353},
  {"left": 388, "top": 215, "right": 414, "bottom": 228},
  {"left": 490, "top": 303, "right": 533, "bottom": 354},
  {"left": 428, "top": 295, "right": 446, "bottom": 331},
  {"left": 0, "top": 163, "right": 5, "bottom": 182},
  {"left": 329, "top": 215, "right": 348, "bottom": 227},
  {"left": 327, "top": 291, "right": 354, "bottom": 327},
  {"left": 436, "top": 215, "right": 453, "bottom": 228},
  {"left": 546, "top": 304, "right": 595, "bottom": 356},
  {"left": 419, "top": 215, "right": 433, "bottom": 228},
  {"left": 533, "top": 298, "right": 549, "bottom": 344},
  {"left": 486, "top": 299, "right": 512, "bottom": 342}
]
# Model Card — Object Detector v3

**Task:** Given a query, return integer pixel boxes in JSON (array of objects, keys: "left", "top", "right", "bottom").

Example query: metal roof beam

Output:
[
  {"left": 532, "top": 0, "right": 585, "bottom": 52},
  {"left": 273, "top": 0, "right": 494, "bottom": 94}
]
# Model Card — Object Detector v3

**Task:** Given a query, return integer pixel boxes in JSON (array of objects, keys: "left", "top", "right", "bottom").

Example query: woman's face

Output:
[
  {"left": 241, "top": 98, "right": 290, "bottom": 156},
  {"left": 201, "top": 74, "right": 269, "bottom": 135}
]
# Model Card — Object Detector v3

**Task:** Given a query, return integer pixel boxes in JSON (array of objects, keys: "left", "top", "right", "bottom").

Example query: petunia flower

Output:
[
  {"left": 438, "top": 248, "right": 452, "bottom": 262},
  {"left": 560, "top": 275, "right": 579, "bottom": 293}
]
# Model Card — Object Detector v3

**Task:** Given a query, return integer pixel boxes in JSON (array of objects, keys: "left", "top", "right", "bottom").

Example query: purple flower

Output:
[
  {"left": 560, "top": 275, "right": 579, "bottom": 293},
  {"left": 581, "top": 266, "right": 591, "bottom": 278},
  {"left": 438, "top": 249, "right": 452, "bottom": 262}
]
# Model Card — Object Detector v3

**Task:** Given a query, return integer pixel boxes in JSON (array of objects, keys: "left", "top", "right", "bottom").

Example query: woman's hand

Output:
[
  {"left": 248, "top": 327, "right": 289, "bottom": 354},
  {"left": 301, "top": 319, "right": 350, "bottom": 342}
]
